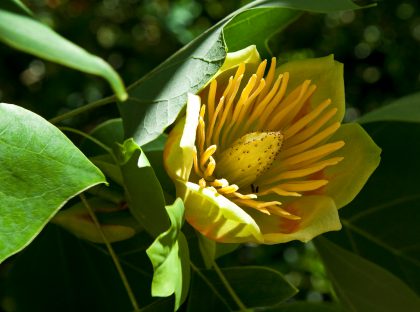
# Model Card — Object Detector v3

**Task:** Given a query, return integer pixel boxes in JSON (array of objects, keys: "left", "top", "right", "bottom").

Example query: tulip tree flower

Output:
[{"left": 164, "top": 46, "right": 381, "bottom": 244}]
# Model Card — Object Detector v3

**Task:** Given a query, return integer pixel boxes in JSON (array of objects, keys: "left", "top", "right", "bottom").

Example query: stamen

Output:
[
  {"left": 197, "top": 105, "right": 206, "bottom": 154},
  {"left": 259, "top": 187, "right": 302, "bottom": 197},
  {"left": 267, "top": 208, "right": 301, "bottom": 220},
  {"left": 220, "top": 75, "right": 258, "bottom": 145},
  {"left": 235, "top": 198, "right": 282, "bottom": 209},
  {"left": 227, "top": 78, "right": 266, "bottom": 142},
  {"left": 206, "top": 96, "right": 225, "bottom": 147},
  {"left": 209, "top": 178, "right": 229, "bottom": 187},
  {"left": 256, "top": 57, "right": 277, "bottom": 103},
  {"left": 257, "top": 72, "right": 289, "bottom": 128},
  {"left": 193, "top": 148, "right": 202, "bottom": 176},
  {"left": 284, "top": 99, "right": 332, "bottom": 139},
  {"left": 278, "top": 180, "right": 329, "bottom": 192},
  {"left": 199, "top": 178, "right": 207, "bottom": 188},
  {"left": 254, "top": 59, "right": 267, "bottom": 86},
  {"left": 200, "top": 145, "right": 217, "bottom": 167},
  {"left": 204, "top": 156, "right": 216, "bottom": 178},
  {"left": 213, "top": 74, "right": 244, "bottom": 147},
  {"left": 267, "top": 81, "right": 316, "bottom": 130},
  {"left": 234, "top": 198, "right": 300, "bottom": 220},
  {"left": 286, "top": 108, "right": 338, "bottom": 147},
  {"left": 280, "top": 141, "right": 344, "bottom": 166},
  {"left": 218, "top": 184, "right": 239, "bottom": 194},
  {"left": 244, "top": 74, "right": 283, "bottom": 134},
  {"left": 207, "top": 79, "right": 217, "bottom": 122},
  {"left": 262, "top": 157, "right": 344, "bottom": 184},
  {"left": 281, "top": 122, "right": 341, "bottom": 158},
  {"left": 232, "top": 192, "right": 258, "bottom": 199}
]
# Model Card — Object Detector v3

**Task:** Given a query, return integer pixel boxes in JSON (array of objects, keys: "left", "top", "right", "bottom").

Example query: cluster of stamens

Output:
[
  {"left": 191, "top": 58, "right": 345, "bottom": 221},
  {"left": 193, "top": 105, "right": 255, "bottom": 200}
]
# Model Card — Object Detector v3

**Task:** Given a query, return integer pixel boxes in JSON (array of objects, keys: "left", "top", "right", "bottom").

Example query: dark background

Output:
[{"left": 0, "top": 0, "right": 419, "bottom": 306}]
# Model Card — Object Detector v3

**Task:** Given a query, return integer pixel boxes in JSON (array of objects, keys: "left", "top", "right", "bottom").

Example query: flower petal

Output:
[
  {"left": 309, "top": 123, "right": 381, "bottom": 209},
  {"left": 275, "top": 55, "right": 345, "bottom": 123},
  {"left": 177, "top": 181, "right": 264, "bottom": 243},
  {"left": 164, "top": 93, "right": 201, "bottom": 182},
  {"left": 217, "top": 45, "right": 261, "bottom": 76},
  {"left": 246, "top": 195, "right": 341, "bottom": 244}
]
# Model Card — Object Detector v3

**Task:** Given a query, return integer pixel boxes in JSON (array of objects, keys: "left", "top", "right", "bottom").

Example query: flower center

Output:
[
  {"left": 216, "top": 131, "right": 283, "bottom": 188},
  {"left": 191, "top": 57, "right": 345, "bottom": 220}
]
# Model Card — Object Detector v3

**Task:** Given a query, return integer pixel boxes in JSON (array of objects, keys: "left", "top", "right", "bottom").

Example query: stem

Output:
[
  {"left": 212, "top": 260, "right": 248, "bottom": 311},
  {"left": 80, "top": 194, "right": 141, "bottom": 311},
  {"left": 59, "top": 126, "right": 113, "bottom": 155},
  {"left": 49, "top": 95, "right": 116, "bottom": 124}
]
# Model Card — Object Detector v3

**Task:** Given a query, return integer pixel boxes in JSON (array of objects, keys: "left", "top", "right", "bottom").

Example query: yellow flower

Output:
[{"left": 164, "top": 46, "right": 381, "bottom": 244}]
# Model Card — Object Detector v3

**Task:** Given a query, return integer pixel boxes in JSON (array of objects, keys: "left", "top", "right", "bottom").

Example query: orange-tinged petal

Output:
[
  {"left": 275, "top": 55, "right": 345, "bottom": 125},
  {"left": 246, "top": 195, "right": 341, "bottom": 244},
  {"left": 308, "top": 123, "right": 381, "bottom": 209},
  {"left": 177, "top": 181, "right": 264, "bottom": 243}
]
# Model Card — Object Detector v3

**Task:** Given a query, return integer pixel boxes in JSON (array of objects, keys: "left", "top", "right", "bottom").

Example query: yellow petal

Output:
[
  {"left": 177, "top": 181, "right": 264, "bottom": 243},
  {"left": 275, "top": 55, "right": 345, "bottom": 124},
  {"left": 164, "top": 93, "right": 201, "bottom": 181},
  {"left": 310, "top": 123, "right": 381, "bottom": 209},
  {"left": 217, "top": 45, "right": 261, "bottom": 76},
  {"left": 201, "top": 45, "right": 262, "bottom": 97},
  {"left": 246, "top": 195, "right": 341, "bottom": 244}
]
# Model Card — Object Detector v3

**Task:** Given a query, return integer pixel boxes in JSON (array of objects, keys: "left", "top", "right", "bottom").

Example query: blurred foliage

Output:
[
  {"left": 0, "top": 0, "right": 419, "bottom": 125},
  {"left": 0, "top": 0, "right": 419, "bottom": 307}
]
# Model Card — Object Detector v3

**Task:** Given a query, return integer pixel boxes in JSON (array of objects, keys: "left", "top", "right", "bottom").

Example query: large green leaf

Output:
[
  {"left": 119, "top": 0, "right": 365, "bottom": 146},
  {"left": 187, "top": 266, "right": 297, "bottom": 311},
  {"left": 0, "top": 103, "right": 106, "bottom": 263},
  {"left": 146, "top": 198, "right": 190, "bottom": 311},
  {"left": 324, "top": 121, "right": 420, "bottom": 294},
  {"left": 315, "top": 238, "right": 420, "bottom": 312},
  {"left": 0, "top": 1, "right": 127, "bottom": 101},
  {"left": 357, "top": 92, "right": 420, "bottom": 124},
  {"left": 116, "top": 139, "right": 169, "bottom": 237}
]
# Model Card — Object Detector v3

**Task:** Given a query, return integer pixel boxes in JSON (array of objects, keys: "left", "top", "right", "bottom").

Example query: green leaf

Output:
[
  {"left": 357, "top": 92, "right": 420, "bottom": 124},
  {"left": 146, "top": 198, "right": 190, "bottom": 311},
  {"left": 0, "top": 1, "right": 127, "bottom": 101},
  {"left": 90, "top": 154, "right": 124, "bottom": 185},
  {"left": 0, "top": 103, "right": 106, "bottom": 263},
  {"left": 324, "top": 121, "right": 420, "bottom": 294},
  {"left": 187, "top": 266, "right": 297, "bottom": 311},
  {"left": 120, "top": 0, "right": 366, "bottom": 146},
  {"left": 315, "top": 237, "right": 420, "bottom": 312},
  {"left": 223, "top": 8, "right": 300, "bottom": 57},
  {"left": 116, "top": 138, "right": 170, "bottom": 237},
  {"left": 2, "top": 225, "right": 155, "bottom": 311}
]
